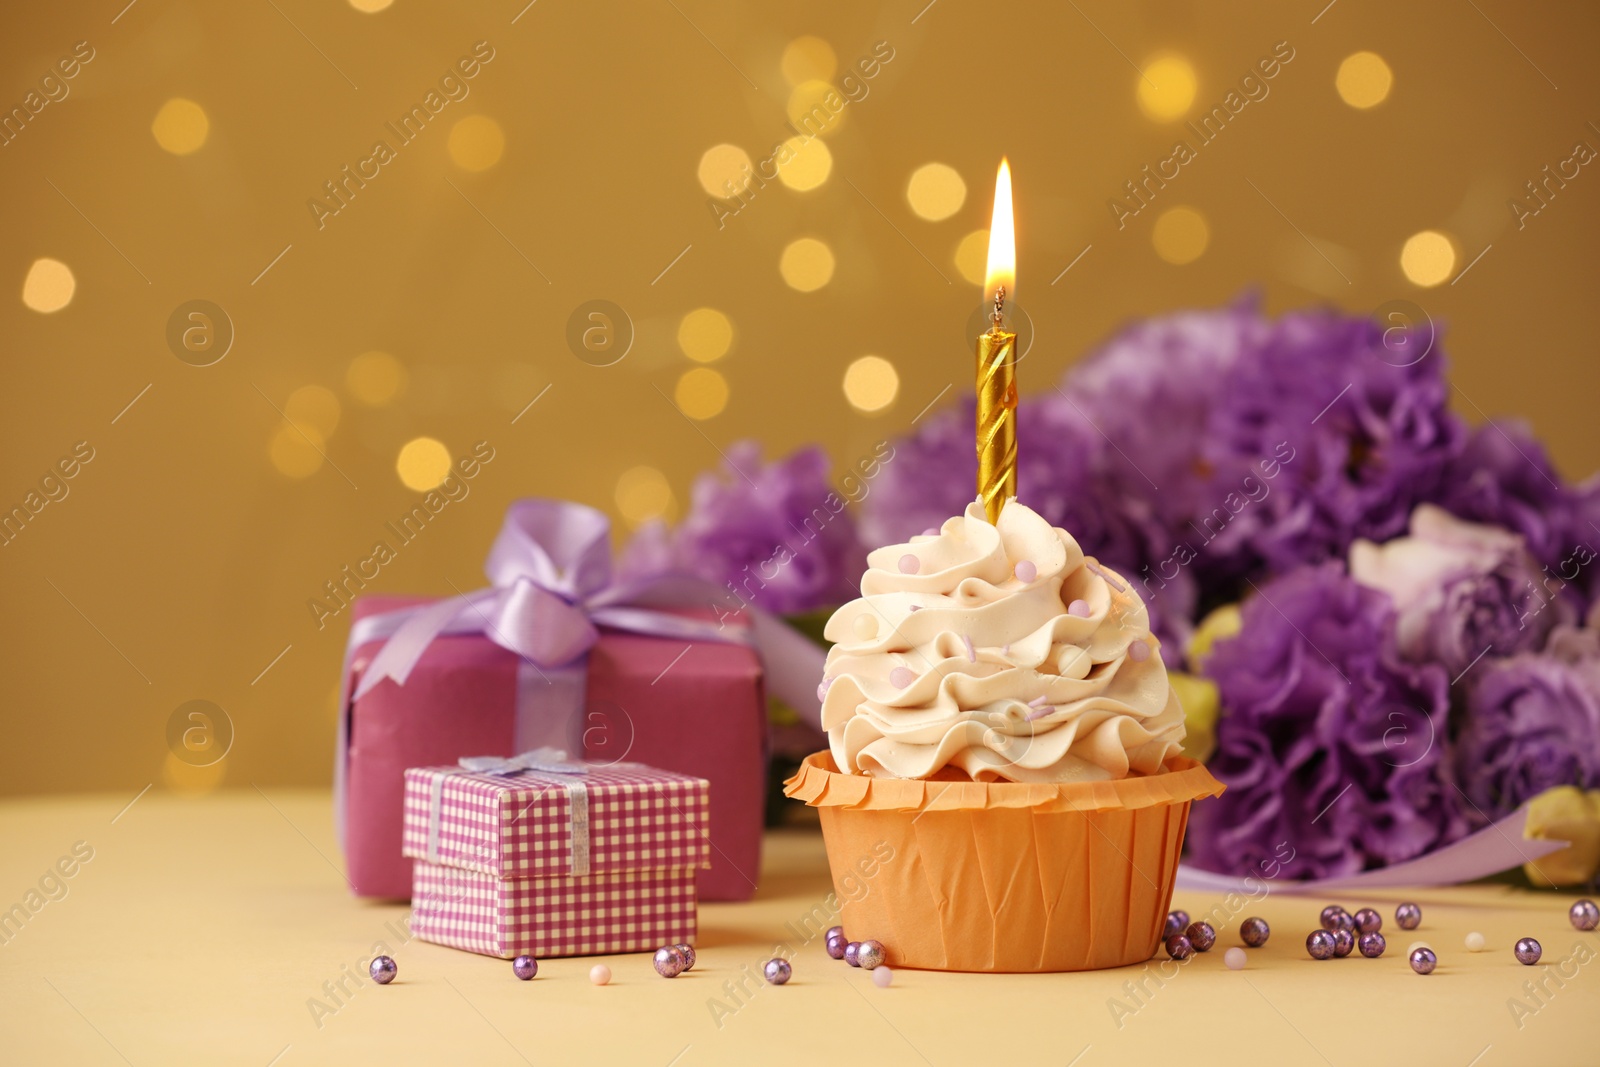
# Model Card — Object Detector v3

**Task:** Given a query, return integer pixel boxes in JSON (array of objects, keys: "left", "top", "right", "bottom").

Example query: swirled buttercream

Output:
[{"left": 821, "top": 499, "right": 1185, "bottom": 783}]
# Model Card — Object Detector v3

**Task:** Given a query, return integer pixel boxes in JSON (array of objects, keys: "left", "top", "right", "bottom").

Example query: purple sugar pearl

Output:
[
  {"left": 1570, "top": 900, "right": 1599, "bottom": 931},
  {"left": 1320, "top": 906, "right": 1354, "bottom": 932},
  {"left": 1165, "top": 911, "right": 1190, "bottom": 939},
  {"left": 827, "top": 926, "right": 844, "bottom": 941},
  {"left": 1186, "top": 921, "right": 1216, "bottom": 952},
  {"left": 1331, "top": 928, "right": 1355, "bottom": 958},
  {"left": 1358, "top": 932, "right": 1386, "bottom": 959},
  {"left": 1409, "top": 947, "right": 1437, "bottom": 975},
  {"left": 898, "top": 554, "right": 920, "bottom": 574},
  {"left": 763, "top": 958, "right": 792, "bottom": 985},
  {"left": 1014, "top": 560, "right": 1037, "bottom": 583},
  {"left": 1306, "top": 930, "right": 1337, "bottom": 960},
  {"left": 674, "top": 944, "right": 697, "bottom": 971},
  {"left": 1240, "top": 917, "right": 1270, "bottom": 948},
  {"left": 1515, "top": 938, "right": 1542, "bottom": 965},
  {"left": 826, "top": 933, "right": 848, "bottom": 960},
  {"left": 1354, "top": 908, "right": 1382, "bottom": 934},
  {"left": 889, "top": 666, "right": 916, "bottom": 689},
  {"left": 1067, "top": 599, "right": 1092, "bottom": 618},
  {"left": 1395, "top": 903, "right": 1422, "bottom": 930},
  {"left": 845, "top": 942, "right": 862, "bottom": 967},
  {"left": 1128, "top": 640, "right": 1151, "bottom": 662},
  {"left": 653, "top": 945, "right": 687, "bottom": 978},
  {"left": 369, "top": 956, "right": 397, "bottom": 984},
  {"left": 512, "top": 955, "right": 539, "bottom": 980},
  {"left": 1165, "top": 934, "right": 1195, "bottom": 960}
]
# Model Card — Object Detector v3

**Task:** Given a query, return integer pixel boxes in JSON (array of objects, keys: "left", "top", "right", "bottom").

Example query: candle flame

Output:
[{"left": 984, "top": 158, "right": 1015, "bottom": 306}]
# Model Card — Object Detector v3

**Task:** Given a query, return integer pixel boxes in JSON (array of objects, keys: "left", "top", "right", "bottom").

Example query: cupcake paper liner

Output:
[{"left": 785, "top": 751, "right": 1224, "bottom": 972}]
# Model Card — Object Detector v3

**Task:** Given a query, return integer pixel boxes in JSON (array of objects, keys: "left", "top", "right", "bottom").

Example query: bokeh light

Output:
[
  {"left": 151, "top": 98, "right": 210, "bottom": 155},
  {"left": 396, "top": 436, "right": 452, "bottom": 491},
  {"left": 906, "top": 163, "right": 967, "bottom": 221},
  {"left": 780, "top": 238, "right": 835, "bottom": 292},
  {"left": 777, "top": 135, "right": 832, "bottom": 191},
  {"left": 21, "top": 258, "right": 75, "bottom": 313},
  {"left": 448, "top": 115, "right": 505, "bottom": 171},
  {"left": 269, "top": 425, "right": 324, "bottom": 479},
  {"left": 348, "top": 0, "right": 394, "bottom": 11},
  {"left": 1336, "top": 51, "right": 1393, "bottom": 109},
  {"left": 1401, "top": 230, "right": 1456, "bottom": 287},
  {"left": 1137, "top": 56, "right": 1197, "bottom": 121},
  {"left": 285, "top": 385, "right": 341, "bottom": 438},
  {"left": 346, "top": 351, "right": 408, "bottom": 407},
  {"left": 782, "top": 36, "right": 837, "bottom": 85},
  {"left": 615, "top": 465, "right": 674, "bottom": 524},
  {"left": 1152, "top": 206, "right": 1210, "bottom": 265},
  {"left": 954, "top": 229, "right": 990, "bottom": 285},
  {"left": 842, "top": 355, "right": 899, "bottom": 413},
  {"left": 787, "top": 80, "right": 846, "bottom": 136},
  {"left": 677, "top": 308, "right": 733, "bottom": 363},
  {"left": 698, "top": 143, "right": 753, "bottom": 198},
  {"left": 675, "top": 367, "right": 730, "bottom": 419}
]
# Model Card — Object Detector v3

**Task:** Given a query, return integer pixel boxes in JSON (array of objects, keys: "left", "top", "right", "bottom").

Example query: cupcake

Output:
[{"left": 785, "top": 498, "right": 1223, "bottom": 972}]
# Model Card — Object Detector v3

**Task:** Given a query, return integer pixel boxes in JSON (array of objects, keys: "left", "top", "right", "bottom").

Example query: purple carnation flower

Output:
[
  {"left": 621, "top": 441, "right": 866, "bottom": 615},
  {"left": 1191, "top": 563, "right": 1466, "bottom": 879},
  {"left": 1456, "top": 651, "right": 1600, "bottom": 825}
]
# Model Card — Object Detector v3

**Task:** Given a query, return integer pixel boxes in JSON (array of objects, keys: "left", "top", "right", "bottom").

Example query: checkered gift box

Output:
[{"left": 402, "top": 758, "right": 711, "bottom": 958}]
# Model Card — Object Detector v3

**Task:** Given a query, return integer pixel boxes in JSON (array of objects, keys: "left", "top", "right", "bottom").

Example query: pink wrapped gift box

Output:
[{"left": 403, "top": 759, "right": 709, "bottom": 958}]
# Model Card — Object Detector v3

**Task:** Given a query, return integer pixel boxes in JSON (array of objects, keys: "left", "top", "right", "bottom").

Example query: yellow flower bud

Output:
[
  {"left": 1187, "top": 603, "right": 1243, "bottom": 670},
  {"left": 1523, "top": 786, "right": 1600, "bottom": 888},
  {"left": 1169, "top": 670, "right": 1219, "bottom": 764}
]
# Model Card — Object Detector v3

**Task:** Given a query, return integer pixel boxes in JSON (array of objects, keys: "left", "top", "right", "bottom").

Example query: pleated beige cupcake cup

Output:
[{"left": 784, "top": 751, "right": 1225, "bottom": 973}]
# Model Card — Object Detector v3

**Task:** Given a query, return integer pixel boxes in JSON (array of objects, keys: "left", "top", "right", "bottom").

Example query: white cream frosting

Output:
[{"left": 822, "top": 499, "right": 1186, "bottom": 783}]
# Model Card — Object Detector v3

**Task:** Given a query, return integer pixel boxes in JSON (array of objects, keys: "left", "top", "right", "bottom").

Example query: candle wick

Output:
[{"left": 990, "top": 285, "right": 1006, "bottom": 331}]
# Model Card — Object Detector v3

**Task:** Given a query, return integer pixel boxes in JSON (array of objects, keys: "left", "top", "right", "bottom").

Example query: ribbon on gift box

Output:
[{"left": 427, "top": 747, "right": 624, "bottom": 877}]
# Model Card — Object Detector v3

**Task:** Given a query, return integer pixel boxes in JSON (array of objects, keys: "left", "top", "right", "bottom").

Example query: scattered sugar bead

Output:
[
  {"left": 1395, "top": 902, "right": 1422, "bottom": 930},
  {"left": 764, "top": 958, "right": 792, "bottom": 985},
  {"left": 589, "top": 964, "right": 611, "bottom": 986},
  {"left": 1224, "top": 947, "right": 1248, "bottom": 970},
  {"left": 816, "top": 682, "right": 829, "bottom": 702},
  {"left": 1067, "top": 599, "right": 1092, "bottom": 618},
  {"left": 871, "top": 965, "right": 894, "bottom": 987},
  {"left": 653, "top": 945, "right": 687, "bottom": 978},
  {"left": 1353, "top": 908, "right": 1382, "bottom": 934},
  {"left": 1465, "top": 932, "right": 1486, "bottom": 952},
  {"left": 856, "top": 940, "right": 886, "bottom": 970},
  {"left": 827, "top": 925, "right": 843, "bottom": 941},
  {"left": 1319, "top": 905, "right": 1350, "bottom": 931},
  {"left": 908, "top": 604, "right": 922, "bottom": 612},
  {"left": 1409, "top": 947, "right": 1437, "bottom": 975},
  {"left": 1571, "top": 899, "right": 1599, "bottom": 931},
  {"left": 1165, "top": 934, "right": 1194, "bottom": 960},
  {"left": 826, "top": 933, "right": 848, "bottom": 960},
  {"left": 1025, "top": 703, "right": 1054, "bottom": 722},
  {"left": 1165, "top": 911, "right": 1190, "bottom": 940},
  {"left": 962, "top": 635, "right": 976, "bottom": 662},
  {"left": 1127, "top": 640, "right": 1151, "bottom": 662},
  {"left": 1186, "top": 921, "right": 1216, "bottom": 952},
  {"left": 1240, "top": 917, "right": 1270, "bottom": 947},
  {"left": 1014, "top": 560, "right": 1037, "bottom": 583},
  {"left": 1358, "top": 932, "right": 1386, "bottom": 958},
  {"left": 369, "top": 956, "right": 397, "bottom": 984},
  {"left": 1515, "top": 938, "right": 1542, "bottom": 965},
  {"left": 1306, "top": 930, "right": 1336, "bottom": 960},
  {"left": 852, "top": 614, "right": 878, "bottom": 640},
  {"left": 889, "top": 666, "right": 916, "bottom": 689},
  {"left": 674, "top": 943, "right": 696, "bottom": 971},
  {"left": 1331, "top": 928, "right": 1355, "bottom": 958},
  {"left": 921, "top": 528, "right": 938, "bottom": 537},
  {"left": 512, "top": 955, "right": 539, "bottom": 980},
  {"left": 898, "top": 554, "right": 920, "bottom": 574},
  {"left": 845, "top": 942, "right": 862, "bottom": 967}
]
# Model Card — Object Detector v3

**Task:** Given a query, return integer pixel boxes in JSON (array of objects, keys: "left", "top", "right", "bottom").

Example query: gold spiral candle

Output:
[{"left": 976, "top": 158, "right": 1017, "bottom": 525}]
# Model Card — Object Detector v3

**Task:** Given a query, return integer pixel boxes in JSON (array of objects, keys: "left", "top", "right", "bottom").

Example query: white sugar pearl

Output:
[
  {"left": 1224, "top": 947, "right": 1247, "bottom": 970},
  {"left": 589, "top": 964, "right": 611, "bottom": 985},
  {"left": 1465, "top": 932, "right": 1486, "bottom": 952},
  {"left": 853, "top": 614, "right": 878, "bottom": 640},
  {"left": 871, "top": 966, "right": 893, "bottom": 987}
]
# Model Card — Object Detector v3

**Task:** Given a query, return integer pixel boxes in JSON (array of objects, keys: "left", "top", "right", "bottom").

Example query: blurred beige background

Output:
[{"left": 3, "top": 0, "right": 1596, "bottom": 796}]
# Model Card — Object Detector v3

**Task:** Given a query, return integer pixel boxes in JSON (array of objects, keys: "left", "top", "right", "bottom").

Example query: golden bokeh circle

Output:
[
  {"left": 1400, "top": 230, "right": 1456, "bottom": 287},
  {"left": 954, "top": 229, "right": 990, "bottom": 285},
  {"left": 448, "top": 115, "right": 505, "bottom": 171},
  {"left": 270, "top": 425, "right": 324, "bottom": 479},
  {"left": 677, "top": 308, "right": 733, "bottom": 363},
  {"left": 777, "top": 135, "right": 832, "bottom": 191},
  {"left": 780, "top": 238, "right": 835, "bottom": 292},
  {"left": 907, "top": 163, "right": 967, "bottom": 221},
  {"left": 782, "top": 36, "right": 837, "bottom": 86},
  {"left": 346, "top": 351, "right": 408, "bottom": 407},
  {"left": 615, "top": 465, "right": 674, "bottom": 524},
  {"left": 349, "top": 0, "right": 394, "bottom": 11},
  {"left": 396, "top": 436, "right": 453, "bottom": 491},
  {"left": 698, "top": 144, "right": 753, "bottom": 198},
  {"left": 286, "top": 385, "right": 342, "bottom": 438},
  {"left": 843, "top": 355, "right": 899, "bottom": 413},
  {"left": 675, "top": 367, "right": 730, "bottom": 419},
  {"left": 152, "top": 98, "right": 210, "bottom": 155},
  {"left": 786, "top": 80, "right": 846, "bottom": 137},
  {"left": 21, "top": 258, "right": 75, "bottom": 313},
  {"left": 1137, "top": 56, "right": 1197, "bottom": 122},
  {"left": 1336, "top": 51, "right": 1393, "bottom": 109},
  {"left": 1152, "top": 206, "right": 1210, "bottom": 265}
]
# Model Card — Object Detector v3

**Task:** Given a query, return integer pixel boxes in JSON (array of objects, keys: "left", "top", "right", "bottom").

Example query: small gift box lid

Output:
[{"left": 402, "top": 754, "right": 712, "bottom": 880}]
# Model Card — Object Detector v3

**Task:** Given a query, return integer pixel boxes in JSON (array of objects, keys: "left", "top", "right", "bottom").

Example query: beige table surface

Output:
[{"left": 1, "top": 789, "right": 1594, "bottom": 1067}]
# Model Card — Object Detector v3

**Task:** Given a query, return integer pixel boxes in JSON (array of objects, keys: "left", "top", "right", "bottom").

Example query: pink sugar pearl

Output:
[
  {"left": 898, "top": 554, "right": 920, "bottom": 574},
  {"left": 1014, "top": 560, "right": 1037, "bottom": 583},
  {"left": 871, "top": 966, "right": 893, "bottom": 987},
  {"left": 1128, "top": 640, "right": 1151, "bottom": 662},
  {"left": 889, "top": 667, "right": 916, "bottom": 689},
  {"left": 589, "top": 964, "right": 611, "bottom": 985},
  {"left": 1068, "top": 599, "right": 1092, "bottom": 618}
]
